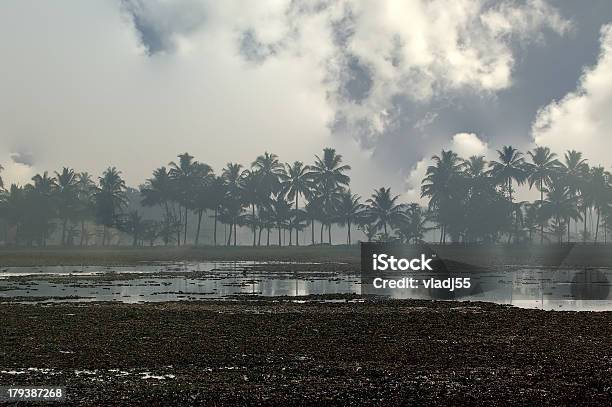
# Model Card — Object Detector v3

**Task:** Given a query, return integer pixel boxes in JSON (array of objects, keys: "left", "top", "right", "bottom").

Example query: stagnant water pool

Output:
[{"left": 0, "top": 261, "right": 610, "bottom": 311}]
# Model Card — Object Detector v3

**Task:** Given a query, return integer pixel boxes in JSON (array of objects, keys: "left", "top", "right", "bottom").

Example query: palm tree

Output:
[
  {"left": 208, "top": 176, "right": 226, "bottom": 246},
  {"left": 141, "top": 167, "right": 175, "bottom": 245},
  {"left": 53, "top": 167, "right": 78, "bottom": 245},
  {"left": 270, "top": 194, "right": 291, "bottom": 246},
  {"left": 222, "top": 163, "right": 245, "bottom": 246},
  {"left": 589, "top": 166, "right": 611, "bottom": 243},
  {"left": 240, "top": 170, "right": 261, "bottom": 246},
  {"left": 30, "top": 172, "right": 56, "bottom": 245},
  {"left": 489, "top": 146, "right": 527, "bottom": 203},
  {"left": 365, "top": 187, "right": 405, "bottom": 237},
  {"left": 336, "top": 190, "right": 363, "bottom": 245},
  {"left": 191, "top": 163, "right": 214, "bottom": 245},
  {"left": 303, "top": 198, "right": 321, "bottom": 245},
  {"left": 95, "top": 167, "right": 127, "bottom": 246},
  {"left": 540, "top": 177, "right": 579, "bottom": 243},
  {"left": 0, "top": 164, "right": 4, "bottom": 191},
  {"left": 252, "top": 152, "right": 284, "bottom": 196},
  {"left": 75, "top": 172, "right": 96, "bottom": 246},
  {"left": 421, "top": 150, "right": 463, "bottom": 243},
  {"left": 287, "top": 208, "right": 307, "bottom": 246},
  {"left": 309, "top": 148, "right": 351, "bottom": 190},
  {"left": 308, "top": 148, "right": 351, "bottom": 245},
  {"left": 560, "top": 150, "right": 588, "bottom": 242},
  {"left": 526, "top": 146, "right": 561, "bottom": 244},
  {"left": 280, "top": 161, "right": 312, "bottom": 244},
  {"left": 489, "top": 147, "right": 527, "bottom": 242},
  {"left": 396, "top": 203, "right": 431, "bottom": 244},
  {"left": 169, "top": 153, "right": 199, "bottom": 245}
]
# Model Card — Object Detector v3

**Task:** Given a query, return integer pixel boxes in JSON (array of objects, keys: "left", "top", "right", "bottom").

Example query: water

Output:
[{"left": 0, "top": 262, "right": 610, "bottom": 311}]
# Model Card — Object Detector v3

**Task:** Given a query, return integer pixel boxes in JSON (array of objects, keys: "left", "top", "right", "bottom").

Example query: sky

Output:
[{"left": 1, "top": 0, "right": 612, "bottom": 204}]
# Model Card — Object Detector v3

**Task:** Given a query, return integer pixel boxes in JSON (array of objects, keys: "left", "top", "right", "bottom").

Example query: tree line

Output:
[{"left": 0, "top": 146, "right": 610, "bottom": 247}]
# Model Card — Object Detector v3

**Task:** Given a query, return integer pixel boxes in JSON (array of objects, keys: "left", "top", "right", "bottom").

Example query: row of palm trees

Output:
[
  {"left": 422, "top": 147, "right": 612, "bottom": 244},
  {"left": 137, "top": 149, "right": 427, "bottom": 247},
  {"left": 0, "top": 166, "right": 130, "bottom": 246},
  {"left": 0, "top": 145, "right": 611, "bottom": 246}
]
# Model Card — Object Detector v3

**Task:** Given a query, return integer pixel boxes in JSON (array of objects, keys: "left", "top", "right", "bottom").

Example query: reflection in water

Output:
[
  {"left": 0, "top": 262, "right": 611, "bottom": 311},
  {"left": 570, "top": 269, "right": 610, "bottom": 300}
]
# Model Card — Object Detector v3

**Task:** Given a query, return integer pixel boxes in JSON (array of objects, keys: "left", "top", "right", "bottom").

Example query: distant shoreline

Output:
[{"left": 1, "top": 244, "right": 612, "bottom": 267}]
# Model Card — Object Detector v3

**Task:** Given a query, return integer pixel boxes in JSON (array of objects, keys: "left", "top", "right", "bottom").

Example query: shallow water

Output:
[{"left": 0, "top": 262, "right": 610, "bottom": 311}]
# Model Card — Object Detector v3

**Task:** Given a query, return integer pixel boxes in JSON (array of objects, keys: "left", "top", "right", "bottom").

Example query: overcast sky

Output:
[{"left": 1, "top": 0, "right": 612, "bottom": 203}]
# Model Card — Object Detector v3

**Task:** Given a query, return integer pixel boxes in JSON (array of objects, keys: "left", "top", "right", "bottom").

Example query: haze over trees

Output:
[{"left": 0, "top": 146, "right": 611, "bottom": 247}]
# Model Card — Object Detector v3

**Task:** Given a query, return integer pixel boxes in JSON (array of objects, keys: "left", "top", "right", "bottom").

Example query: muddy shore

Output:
[{"left": 1, "top": 299, "right": 611, "bottom": 405}]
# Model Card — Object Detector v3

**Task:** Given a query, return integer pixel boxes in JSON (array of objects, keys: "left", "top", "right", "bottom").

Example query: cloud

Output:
[
  {"left": 122, "top": 0, "right": 207, "bottom": 55},
  {"left": 10, "top": 151, "right": 35, "bottom": 167},
  {"left": 450, "top": 133, "right": 490, "bottom": 158},
  {"left": 0, "top": 0, "right": 590, "bottom": 202},
  {"left": 532, "top": 23, "right": 612, "bottom": 167}
]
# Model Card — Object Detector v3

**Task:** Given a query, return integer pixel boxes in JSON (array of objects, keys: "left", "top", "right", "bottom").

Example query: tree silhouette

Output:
[
  {"left": 95, "top": 167, "right": 127, "bottom": 246},
  {"left": 365, "top": 187, "right": 405, "bottom": 236},
  {"left": 526, "top": 147, "right": 561, "bottom": 244},
  {"left": 336, "top": 190, "right": 363, "bottom": 245}
]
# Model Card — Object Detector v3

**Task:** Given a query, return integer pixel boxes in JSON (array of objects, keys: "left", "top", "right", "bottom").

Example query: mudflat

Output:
[{"left": 1, "top": 299, "right": 611, "bottom": 405}]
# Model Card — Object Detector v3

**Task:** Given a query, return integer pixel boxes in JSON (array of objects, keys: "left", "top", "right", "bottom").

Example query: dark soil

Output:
[{"left": 1, "top": 299, "right": 611, "bottom": 406}]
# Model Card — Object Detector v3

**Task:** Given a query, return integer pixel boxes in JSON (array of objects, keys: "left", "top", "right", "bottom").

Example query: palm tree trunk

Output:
[
  {"left": 195, "top": 210, "right": 203, "bottom": 246},
  {"left": 184, "top": 206, "right": 188, "bottom": 245},
  {"left": 295, "top": 195, "right": 299, "bottom": 246},
  {"left": 233, "top": 222, "right": 237, "bottom": 246},
  {"left": 328, "top": 224, "right": 332, "bottom": 245},
  {"left": 252, "top": 204, "right": 256, "bottom": 247},
  {"left": 227, "top": 222, "right": 232, "bottom": 246},
  {"left": 540, "top": 183, "right": 544, "bottom": 245},
  {"left": 595, "top": 209, "right": 600, "bottom": 244},
  {"left": 567, "top": 217, "right": 571, "bottom": 243},
  {"left": 289, "top": 227, "right": 293, "bottom": 246},
  {"left": 175, "top": 205, "right": 181, "bottom": 246},
  {"left": 213, "top": 208, "right": 218, "bottom": 246},
  {"left": 347, "top": 218, "right": 351, "bottom": 245},
  {"left": 320, "top": 222, "right": 323, "bottom": 245},
  {"left": 583, "top": 206, "right": 587, "bottom": 243},
  {"left": 80, "top": 220, "right": 85, "bottom": 246},
  {"left": 267, "top": 228, "right": 270, "bottom": 246},
  {"left": 507, "top": 180, "right": 513, "bottom": 244},
  {"left": 311, "top": 219, "right": 315, "bottom": 245},
  {"left": 258, "top": 226, "right": 262, "bottom": 246},
  {"left": 278, "top": 227, "right": 281, "bottom": 246},
  {"left": 163, "top": 202, "right": 170, "bottom": 245}
]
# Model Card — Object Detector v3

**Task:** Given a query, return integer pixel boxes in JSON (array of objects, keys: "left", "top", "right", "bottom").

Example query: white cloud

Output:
[
  {"left": 533, "top": 23, "right": 612, "bottom": 168},
  {"left": 0, "top": 0, "right": 569, "bottom": 200},
  {"left": 322, "top": 0, "right": 569, "bottom": 145},
  {"left": 450, "top": 132, "right": 490, "bottom": 157}
]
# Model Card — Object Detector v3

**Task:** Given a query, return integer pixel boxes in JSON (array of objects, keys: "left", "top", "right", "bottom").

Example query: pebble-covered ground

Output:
[{"left": 1, "top": 299, "right": 611, "bottom": 405}]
